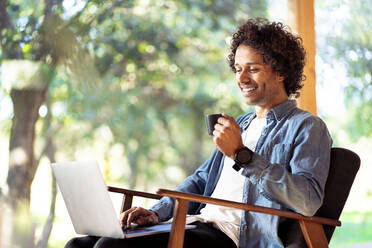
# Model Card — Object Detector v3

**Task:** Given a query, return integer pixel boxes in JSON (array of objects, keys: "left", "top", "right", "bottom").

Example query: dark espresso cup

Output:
[{"left": 205, "top": 113, "right": 222, "bottom": 136}]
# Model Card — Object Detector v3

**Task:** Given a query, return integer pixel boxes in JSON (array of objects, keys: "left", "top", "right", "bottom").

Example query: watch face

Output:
[{"left": 237, "top": 148, "right": 252, "bottom": 164}]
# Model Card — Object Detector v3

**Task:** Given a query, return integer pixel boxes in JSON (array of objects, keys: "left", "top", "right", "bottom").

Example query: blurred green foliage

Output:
[
  {"left": 330, "top": 211, "right": 372, "bottom": 247},
  {"left": 0, "top": 1, "right": 266, "bottom": 246},
  {"left": 1, "top": 0, "right": 372, "bottom": 247},
  {"left": 0, "top": 1, "right": 267, "bottom": 246},
  {"left": 1, "top": 0, "right": 266, "bottom": 189},
  {"left": 316, "top": 0, "right": 372, "bottom": 142},
  {"left": 45, "top": 0, "right": 265, "bottom": 187}
]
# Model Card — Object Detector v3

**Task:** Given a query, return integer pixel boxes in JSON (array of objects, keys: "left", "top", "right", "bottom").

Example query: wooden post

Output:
[
  {"left": 167, "top": 199, "right": 189, "bottom": 248},
  {"left": 287, "top": 0, "right": 317, "bottom": 115},
  {"left": 120, "top": 195, "right": 133, "bottom": 213},
  {"left": 299, "top": 220, "right": 328, "bottom": 248}
]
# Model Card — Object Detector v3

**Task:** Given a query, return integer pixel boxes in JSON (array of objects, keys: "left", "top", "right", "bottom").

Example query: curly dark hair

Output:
[{"left": 227, "top": 18, "right": 306, "bottom": 98}]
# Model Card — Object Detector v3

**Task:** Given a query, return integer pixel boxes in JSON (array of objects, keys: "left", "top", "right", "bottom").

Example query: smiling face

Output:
[{"left": 234, "top": 44, "right": 288, "bottom": 117}]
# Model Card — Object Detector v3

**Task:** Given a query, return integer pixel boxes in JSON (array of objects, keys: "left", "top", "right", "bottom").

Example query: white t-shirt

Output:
[{"left": 186, "top": 117, "right": 266, "bottom": 246}]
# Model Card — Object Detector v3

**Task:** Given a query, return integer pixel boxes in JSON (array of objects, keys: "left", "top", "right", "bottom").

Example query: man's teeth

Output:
[{"left": 242, "top": 87, "right": 256, "bottom": 92}]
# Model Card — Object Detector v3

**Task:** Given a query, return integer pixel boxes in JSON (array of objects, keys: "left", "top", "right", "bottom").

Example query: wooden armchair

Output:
[{"left": 108, "top": 147, "right": 360, "bottom": 248}]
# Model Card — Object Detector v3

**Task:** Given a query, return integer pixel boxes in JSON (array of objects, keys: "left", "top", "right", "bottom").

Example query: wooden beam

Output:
[
  {"left": 167, "top": 199, "right": 189, "bottom": 248},
  {"left": 299, "top": 220, "right": 329, "bottom": 248},
  {"left": 287, "top": 0, "right": 317, "bottom": 115},
  {"left": 120, "top": 194, "right": 133, "bottom": 213}
]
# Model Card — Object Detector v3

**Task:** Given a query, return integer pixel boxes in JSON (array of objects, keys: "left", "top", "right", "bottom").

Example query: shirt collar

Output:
[
  {"left": 240, "top": 100, "right": 298, "bottom": 130},
  {"left": 266, "top": 99, "right": 297, "bottom": 121}
]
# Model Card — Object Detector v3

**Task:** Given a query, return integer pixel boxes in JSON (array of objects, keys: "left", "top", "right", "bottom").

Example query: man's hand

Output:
[
  {"left": 213, "top": 113, "right": 244, "bottom": 159},
  {"left": 120, "top": 206, "right": 159, "bottom": 230}
]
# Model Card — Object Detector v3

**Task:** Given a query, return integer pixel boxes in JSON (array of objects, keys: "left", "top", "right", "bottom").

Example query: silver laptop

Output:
[
  {"left": 51, "top": 161, "right": 125, "bottom": 238},
  {"left": 51, "top": 161, "right": 196, "bottom": 239}
]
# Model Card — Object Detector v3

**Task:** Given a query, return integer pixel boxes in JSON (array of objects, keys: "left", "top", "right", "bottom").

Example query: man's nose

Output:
[{"left": 238, "top": 70, "right": 250, "bottom": 83}]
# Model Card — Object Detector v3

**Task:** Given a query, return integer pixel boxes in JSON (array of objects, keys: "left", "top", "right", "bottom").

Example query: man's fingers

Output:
[
  {"left": 214, "top": 119, "right": 231, "bottom": 134},
  {"left": 214, "top": 120, "right": 235, "bottom": 135},
  {"left": 214, "top": 123, "right": 224, "bottom": 132},
  {"left": 120, "top": 207, "right": 137, "bottom": 228},
  {"left": 126, "top": 208, "right": 142, "bottom": 227},
  {"left": 120, "top": 207, "right": 159, "bottom": 230},
  {"left": 212, "top": 113, "right": 243, "bottom": 158},
  {"left": 221, "top": 113, "right": 234, "bottom": 121},
  {"left": 217, "top": 115, "right": 236, "bottom": 128},
  {"left": 217, "top": 117, "right": 229, "bottom": 126},
  {"left": 120, "top": 207, "right": 159, "bottom": 229},
  {"left": 120, "top": 207, "right": 135, "bottom": 225},
  {"left": 127, "top": 207, "right": 156, "bottom": 227}
]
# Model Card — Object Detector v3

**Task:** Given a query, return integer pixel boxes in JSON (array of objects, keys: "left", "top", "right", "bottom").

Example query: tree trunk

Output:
[
  {"left": 7, "top": 88, "right": 47, "bottom": 207},
  {"left": 6, "top": 87, "right": 47, "bottom": 248}
]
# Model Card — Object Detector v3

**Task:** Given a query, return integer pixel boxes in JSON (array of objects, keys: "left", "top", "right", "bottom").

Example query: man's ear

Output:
[{"left": 277, "top": 73, "right": 285, "bottom": 83}]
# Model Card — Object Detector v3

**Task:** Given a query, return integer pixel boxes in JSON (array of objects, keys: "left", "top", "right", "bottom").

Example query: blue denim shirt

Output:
[{"left": 151, "top": 100, "right": 332, "bottom": 248}]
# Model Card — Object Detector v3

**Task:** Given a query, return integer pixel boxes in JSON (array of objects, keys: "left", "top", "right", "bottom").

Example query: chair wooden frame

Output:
[{"left": 108, "top": 186, "right": 340, "bottom": 248}]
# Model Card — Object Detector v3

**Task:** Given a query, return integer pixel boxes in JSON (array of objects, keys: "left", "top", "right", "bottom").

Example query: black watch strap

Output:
[{"left": 232, "top": 163, "right": 242, "bottom": 172}]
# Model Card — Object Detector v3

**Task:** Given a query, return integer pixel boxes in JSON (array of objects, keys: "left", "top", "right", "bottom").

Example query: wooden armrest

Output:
[
  {"left": 108, "top": 186, "right": 162, "bottom": 200},
  {"left": 108, "top": 186, "right": 161, "bottom": 213},
  {"left": 157, "top": 188, "right": 340, "bottom": 227}
]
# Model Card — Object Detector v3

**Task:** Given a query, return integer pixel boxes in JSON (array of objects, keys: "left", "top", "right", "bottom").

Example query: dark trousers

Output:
[{"left": 65, "top": 221, "right": 236, "bottom": 248}]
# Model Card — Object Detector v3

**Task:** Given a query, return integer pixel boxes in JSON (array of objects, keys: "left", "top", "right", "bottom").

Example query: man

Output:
[{"left": 66, "top": 18, "right": 332, "bottom": 248}]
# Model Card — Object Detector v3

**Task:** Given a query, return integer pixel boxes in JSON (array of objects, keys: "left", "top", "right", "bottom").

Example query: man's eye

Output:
[
  {"left": 235, "top": 68, "right": 242, "bottom": 73},
  {"left": 249, "top": 68, "right": 259, "bottom": 72}
]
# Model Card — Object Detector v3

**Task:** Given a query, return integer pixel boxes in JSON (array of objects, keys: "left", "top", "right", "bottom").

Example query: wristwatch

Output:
[{"left": 233, "top": 147, "right": 253, "bottom": 171}]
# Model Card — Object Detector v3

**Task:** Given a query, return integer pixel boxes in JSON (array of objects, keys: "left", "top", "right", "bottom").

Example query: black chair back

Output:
[
  {"left": 279, "top": 147, "right": 360, "bottom": 247},
  {"left": 316, "top": 147, "right": 360, "bottom": 241}
]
